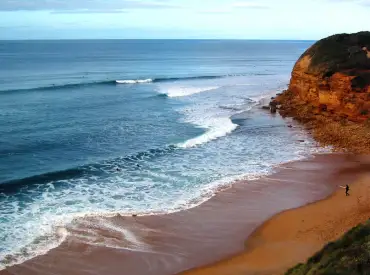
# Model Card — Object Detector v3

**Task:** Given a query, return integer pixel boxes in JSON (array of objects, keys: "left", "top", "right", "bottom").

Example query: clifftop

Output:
[{"left": 298, "top": 31, "right": 370, "bottom": 78}]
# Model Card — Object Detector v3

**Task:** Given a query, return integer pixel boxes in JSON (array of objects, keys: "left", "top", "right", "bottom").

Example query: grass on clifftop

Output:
[
  {"left": 301, "top": 31, "right": 370, "bottom": 77},
  {"left": 286, "top": 220, "right": 370, "bottom": 275}
]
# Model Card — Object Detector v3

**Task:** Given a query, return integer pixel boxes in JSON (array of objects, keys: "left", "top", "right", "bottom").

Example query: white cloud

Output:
[
  {"left": 197, "top": 9, "right": 232, "bottom": 14},
  {"left": 196, "top": 1, "right": 270, "bottom": 14},
  {"left": 324, "top": 0, "right": 370, "bottom": 6},
  {"left": 0, "top": 0, "right": 183, "bottom": 11},
  {"left": 232, "top": 1, "right": 270, "bottom": 9}
]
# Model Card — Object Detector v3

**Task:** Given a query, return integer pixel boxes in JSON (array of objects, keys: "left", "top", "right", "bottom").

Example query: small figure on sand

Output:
[{"left": 345, "top": 184, "right": 350, "bottom": 196}]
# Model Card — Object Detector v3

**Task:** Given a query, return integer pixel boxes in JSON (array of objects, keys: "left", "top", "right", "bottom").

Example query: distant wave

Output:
[
  {"left": 116, "top": 75, "right": 225, "bottom": 85},
  {"left": 153, "top": 75, "right": 225, "bottom": 82},
  {"left": 0, "top": 145, "right": 177, "bottom": 194},
  {"left": 160, "top": 86, "right": 220, "bottom": 98},
  {"left": 1, "top": 75, "right": 237, "bottom": 93},
  {"left": 116, "top": 79, "right": 153, "bottom": 84},
  {"left": 0, "top": 81, "right": 116, "bottom": 94}
]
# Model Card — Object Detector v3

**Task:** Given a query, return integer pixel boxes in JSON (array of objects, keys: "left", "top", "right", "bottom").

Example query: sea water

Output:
[{"left": 0, "top": 39, "right": 316, "bottom": 268}]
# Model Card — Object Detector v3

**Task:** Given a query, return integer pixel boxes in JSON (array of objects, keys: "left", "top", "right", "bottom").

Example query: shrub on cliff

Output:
[
  {"left": 300, "top": 31, "right": 370, "bottom": 77},
  {"left": 286, "top": 220, "right": 370, "bottom": 275}
]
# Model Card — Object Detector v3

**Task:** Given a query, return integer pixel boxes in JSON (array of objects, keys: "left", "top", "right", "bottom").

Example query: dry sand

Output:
[{"left": 181, "top": 156, "right": 370, "bottom": 275}]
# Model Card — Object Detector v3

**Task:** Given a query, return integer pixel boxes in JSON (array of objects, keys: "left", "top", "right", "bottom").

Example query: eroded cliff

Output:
[{"left": 275, "top": 32, "right": 370, "bottom": 153}]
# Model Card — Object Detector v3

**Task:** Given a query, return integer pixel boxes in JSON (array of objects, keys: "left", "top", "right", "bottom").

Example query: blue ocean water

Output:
[{"left": 0, "top": 40, "right": 316, "bottom": 267}]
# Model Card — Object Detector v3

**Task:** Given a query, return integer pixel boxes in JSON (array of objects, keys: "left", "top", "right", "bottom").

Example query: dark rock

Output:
[
  {"left": 319, "top": 104, "right": 328, "bottom": 112},
  {"left": 269, "top": 100, "right": 278, "bottom": 113}
]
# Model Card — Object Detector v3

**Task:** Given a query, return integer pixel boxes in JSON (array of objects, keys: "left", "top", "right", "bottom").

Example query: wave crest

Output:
[
  {"left": 116, "top": 79, "right": 153, "bottom": 84},
  {"left": 1, "top": 75, "right": 233, "bottom": 93},
  {"left": 160, "top": 86, "right": 220, "bottom": 98},
  {"left": 0, "top": 145, "right": 177, "bottom": 193},
  {"left": 177, "top": 117, "right": 238, "bottom": 148}
]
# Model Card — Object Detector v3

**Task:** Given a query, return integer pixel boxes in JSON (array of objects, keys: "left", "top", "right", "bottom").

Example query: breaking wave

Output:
[
  {"left": 159, "top": 86, "right": 220, "bottom": 98},
  {"left": 1, "top": 75, "right": 236, "bottom": 93},
  {"left": 178, "top": 117, "right": 238, "bottom": 148}
]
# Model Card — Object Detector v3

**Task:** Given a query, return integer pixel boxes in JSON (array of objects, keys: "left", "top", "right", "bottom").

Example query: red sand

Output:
[{"left": 2, "top": 154, "right": 368, "bottom": 275}]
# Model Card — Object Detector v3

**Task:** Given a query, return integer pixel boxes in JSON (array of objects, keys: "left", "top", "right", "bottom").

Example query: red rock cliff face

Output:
[{"left": 278, "top": 32, "right": 370, "bottom": 123}]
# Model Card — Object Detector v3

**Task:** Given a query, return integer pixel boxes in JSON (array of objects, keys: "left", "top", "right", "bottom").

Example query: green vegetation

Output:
[
  {"left": 360, "top": 109, "right": 369, "bottom": 116},
  {"left": 286, "top": 220, "right": 370, "bottom": 275},
  {"left": 300, "top": 31, "right": 370, "bottom": 77}
]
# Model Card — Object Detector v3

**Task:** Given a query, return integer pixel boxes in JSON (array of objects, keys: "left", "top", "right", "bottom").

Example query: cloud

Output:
[
  {"left": 358, "top": 0, "right": 370, "bottom": 6},
  {"left": 232, "top": 1, "right": 270, "bottom": 9},
  {"left": 197, "top": 1, "right": 270, "bottom": 14},
  {"left": 323, "top": 0, "right": 370, "bottom": 6},
  {"left": 51, "top": 9, "right": 129, "bottom": 14},
  {"left": 197, "top": 9, "right": 231, "bottom": 14},
  {"left": 0, "top": 0, "right": 182, "bottom": 11}
]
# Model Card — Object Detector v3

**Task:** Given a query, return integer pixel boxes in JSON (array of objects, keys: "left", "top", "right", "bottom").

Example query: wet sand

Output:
[
  {"left": 181, "top": 156, "right": 370, "bottom": 275},
  {"left": 2, "top": 154, "right": 369, "bottom": 275}
]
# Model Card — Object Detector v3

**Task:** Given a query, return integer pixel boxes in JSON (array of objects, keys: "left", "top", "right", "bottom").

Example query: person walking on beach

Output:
[{"left": 345, "top": 184, "right": 350, "bottom": 196}]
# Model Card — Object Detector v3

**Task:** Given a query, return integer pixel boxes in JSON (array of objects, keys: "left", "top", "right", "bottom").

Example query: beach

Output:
[
  {"left": 2, "top": 38, "right": 370, "bottom": 275},
  {"left": 0, "top": 40, "right": 315, "bottom": 270},
  {"left": 179, "top": 32, "right": 370, "bottom": 275},
  {"left": 181, "top": 155, "right": 370, "bottom": 275},
  {"left": 2, "top": 153, "right": 369, "bottom": 275}
]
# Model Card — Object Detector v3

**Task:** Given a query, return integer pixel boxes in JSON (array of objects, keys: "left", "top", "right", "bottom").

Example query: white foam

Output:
[
  {"left": 162, "top": 86, "right": 219, "bottom": 98},
  {"left": 178, "top": 117, "right": 238, "bottom": 148},
  {"left": 179, "top": 171, "right": 272, "bottom": 210},
  {"left": 0, "top": 73, "right": 330, "bottom": 271},
  {"left": 116, "top": 79, "right": 153, "bottom": 84},
  {"left": 0, "top": 222, "right": 68, "bottom": 271}
]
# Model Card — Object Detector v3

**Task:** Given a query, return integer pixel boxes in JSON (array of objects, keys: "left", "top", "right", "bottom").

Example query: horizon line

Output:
[{"left": 0, "top": 38, "right": 316, "bottom": 41}]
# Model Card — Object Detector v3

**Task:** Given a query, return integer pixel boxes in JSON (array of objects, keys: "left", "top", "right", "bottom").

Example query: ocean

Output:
[{"left": 0, "top": 39, "right": 317, "bottom": 268}]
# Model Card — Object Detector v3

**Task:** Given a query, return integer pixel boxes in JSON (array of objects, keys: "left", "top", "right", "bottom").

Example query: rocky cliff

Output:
[{"left": 275, "top": 32, "right": 370, "bottom": 153}]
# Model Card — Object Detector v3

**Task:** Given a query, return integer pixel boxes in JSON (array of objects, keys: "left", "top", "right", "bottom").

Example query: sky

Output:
[{"left": 0, "top": 0, "right": 370, "bottom": 40}]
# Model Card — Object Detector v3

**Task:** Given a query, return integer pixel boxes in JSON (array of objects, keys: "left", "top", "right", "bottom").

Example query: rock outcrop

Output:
[{"left": 275, "top": 32, "right": 370, "bottom": 153}]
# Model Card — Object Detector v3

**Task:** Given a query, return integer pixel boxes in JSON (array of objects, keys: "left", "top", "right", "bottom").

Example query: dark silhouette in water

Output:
[
  {"left": 269, "top": 100, "right": 277, "bottom": 113},
  {"left": 346, "top": 184, "right": 350, "bottom": 196}
]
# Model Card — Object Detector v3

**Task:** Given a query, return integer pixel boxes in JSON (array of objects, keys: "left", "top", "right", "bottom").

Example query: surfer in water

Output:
[{"left": 346, "top": 184, "right": 350, "bottom": 196}]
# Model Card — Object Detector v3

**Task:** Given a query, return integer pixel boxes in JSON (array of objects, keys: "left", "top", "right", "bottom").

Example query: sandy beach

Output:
[
  {"left": 181, "top": 155, "right": 370, "bottom": 275},
  {"left": 2, "top": 154, "right": 369, "bottom": 275}
]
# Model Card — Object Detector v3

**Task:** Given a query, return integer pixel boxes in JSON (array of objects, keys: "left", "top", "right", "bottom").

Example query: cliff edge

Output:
[{"left": 275, "top": 32, "right": 370, "bottom": 153}]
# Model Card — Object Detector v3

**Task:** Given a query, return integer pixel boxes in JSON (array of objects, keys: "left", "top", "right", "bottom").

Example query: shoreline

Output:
[
  {"left": 1, "top": 153, "right": 366, "bottom": 275},
  {"left": 0, "top": 101, "right": 316, "bottom": 271},
  {"left": 180, "top": 155, "right": 370, "bottom": 275}
]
